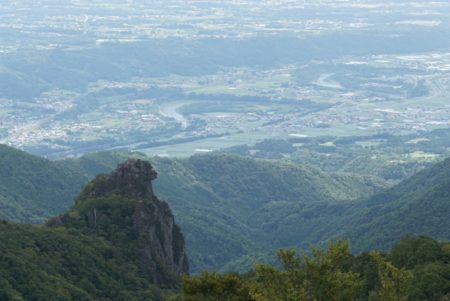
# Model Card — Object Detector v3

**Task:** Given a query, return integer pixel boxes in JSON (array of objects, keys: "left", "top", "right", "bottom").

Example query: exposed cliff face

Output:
[
  {"left": 49, "top": 159, "right": 189, "bottom": 286},
  {"left": 133, "top": 198, "right": 188, "bottom": 285}
]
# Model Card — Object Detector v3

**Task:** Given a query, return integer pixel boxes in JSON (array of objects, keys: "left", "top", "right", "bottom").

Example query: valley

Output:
[
  {"left": 2, "top": 51, "right": 450, "bottom": 159},
  {"left": 1, "top": 1, "right": 450, "bottom": 159}
]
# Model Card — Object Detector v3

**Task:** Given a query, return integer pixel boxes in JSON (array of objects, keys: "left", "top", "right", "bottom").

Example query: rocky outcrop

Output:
[
  {"left": 87, "top": 159, "right": 157, "bottom": 199},
  {"left": 133, "top": 197, "right": 188, "bottom": 285},
  {"left": 49, "top": 159, "right": 189, "bottom": 286}
]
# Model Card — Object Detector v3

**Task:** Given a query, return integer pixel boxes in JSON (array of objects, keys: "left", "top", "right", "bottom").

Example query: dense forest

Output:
[
  {"left": 0, "top": 159, "right": 188, "bottom": 301},
  {"left": 1, "top": 227, "right": 448, "bottom": 300},
  {"left": 183, "top": 236, "right": 450, "bottom": 301},
  {"left": 0, "top": 145, "right": 86, "bottom": 223},
  {"left": 0, "top": 221, "right": 179, "bottom": 301}
]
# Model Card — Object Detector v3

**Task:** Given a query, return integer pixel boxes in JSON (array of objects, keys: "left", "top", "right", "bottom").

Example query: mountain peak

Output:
[
  {"left": 111, "top": 159, "right": 157, "bottom": 184},
  {"left": 85, "top": 159, "right": 158, "bottom": 200},
  {"left": 50, "top": 159, "right": 189, "bottom": 286}
]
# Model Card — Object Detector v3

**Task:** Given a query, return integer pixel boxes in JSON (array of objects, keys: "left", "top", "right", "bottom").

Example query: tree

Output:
[
  {"left": 408, "top": 263, "right": 450, "bottom": 301},
  {"left": 183, "top": 271, "right": 253, "bottom": 301},
  {"left": 250, "top": 241, "right": 362, "bottom": 301},
  {"left": 389, "top": 236, "right": 443, "bottom": 269},
  {"left": 369, "top": 252, "right": 412, "bottom": 301}
]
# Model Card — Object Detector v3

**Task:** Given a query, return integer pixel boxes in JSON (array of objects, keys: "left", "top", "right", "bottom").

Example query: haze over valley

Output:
[{"left": 1, "top": 0, "right": 450, "bottom": 161}]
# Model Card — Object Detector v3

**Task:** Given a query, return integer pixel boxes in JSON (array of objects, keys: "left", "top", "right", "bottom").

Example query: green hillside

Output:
[
  {"left": 0, "top": 145, "right": 86, "bottom": 223},
  {"left": 0, "top": 147, "right": 389, "bottom": 272},
  {"left": 57, "top": 151, "right": 133, "bottom": 178},
  {"left": 5, "top": 145, "right": 450, "bottom": 274},
  {"left": 149, "top": 154, "right": 388, "bottom": 272},
  {"left": 257, "top": 157, "right": 450, "bottom": 255},
  {"left": 0, "top": 146, "right": 138, "bottom": 223},
  {"left": 340, "top": 158, "right": 450, "bottom": 251},
  {"left": 0, "top": 221, "right": 176, "bottom": 301},
  {"left": 59, "top": 152, "right": 390, "bottom": 272},
  {"left": 0, "top": 159, "right": 189, "bottom": 301}
]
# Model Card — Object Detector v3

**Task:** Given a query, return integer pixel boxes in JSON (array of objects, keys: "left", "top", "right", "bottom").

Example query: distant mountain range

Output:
[{"left": 0, "top": 144, "right": 449, "bottom": 274}]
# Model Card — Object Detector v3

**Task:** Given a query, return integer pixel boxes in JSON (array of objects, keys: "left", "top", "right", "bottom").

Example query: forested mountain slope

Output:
[
  {"left": 0, "top": 159, "right": 188, "bottom": 301},
  {"left": 4, "top": 146, "right": 450, "bottom": 273},
  {"left": 151, "top": 154, "right": 388, "bottom": 272},
  {"left": 0, "top": 222, "right": 178, "bottom": 301},
  {"left": 0, "top": 145, "right": 85, "bottom": 223},
  {"left": 0, "top": 146, "right": 388, "bottom": 272},
  {"left": 340, "top": 158, "right": 450, "bottom": 251},
  {"left": 65, "top": 153, "right": 450, "bottom": 272},
  {"left": 261, "top": 157, "right": 450, "bottom": 255},
  {"left": 63, "top": 152, "right": 390, "bottom": 272}
]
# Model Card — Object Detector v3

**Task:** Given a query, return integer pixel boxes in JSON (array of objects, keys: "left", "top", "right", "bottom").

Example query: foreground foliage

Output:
[{"left": 183, "top": 237, "right": 450, "bottom": 301}]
